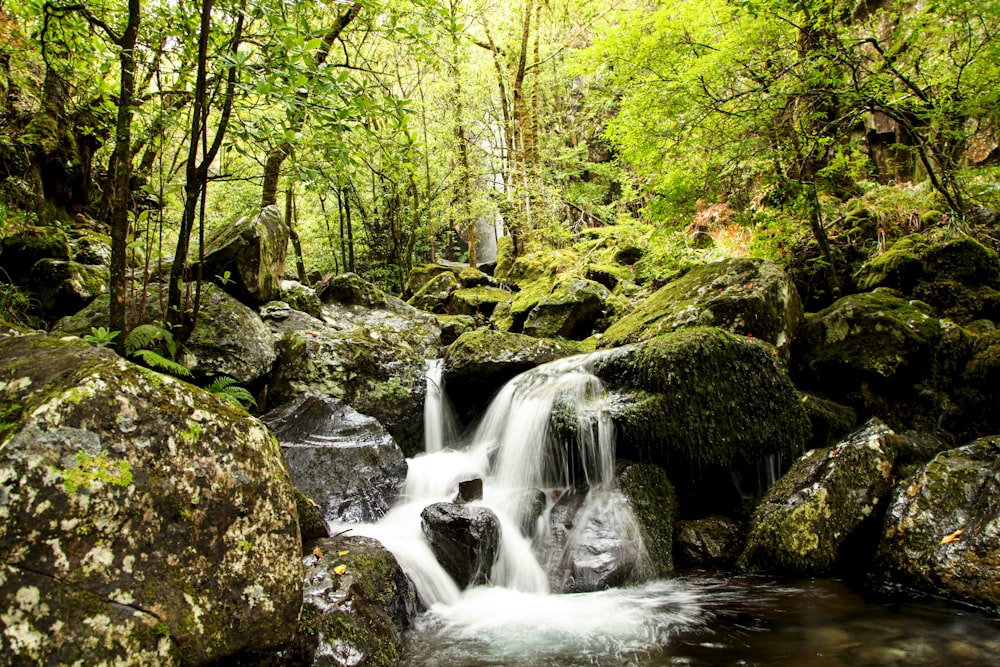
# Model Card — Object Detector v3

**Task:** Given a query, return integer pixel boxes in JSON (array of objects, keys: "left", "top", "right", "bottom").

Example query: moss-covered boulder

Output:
[
  {"left": 408, "top": 270, "right": 460, "bottom": 313},
  {"left": 739, "top": 419, "right": 898, "bottom": 575},
  {"left": 802, "top": 394, "right": 858, "bottom": 450},
  {"left": 616, "top": 462, "right": 677, "bottom": 576},
  {"left": 447, "top": 285, "right": 511, "bottom": 318},
  {"left": 26, "top": 258, "right": 108, "bottom": 320},
  {"left": 263, "top": 393, "right": 406, "bottom": 524},
  {"left": 878, "top": 436, "right": 1000, "bottom": 608},
  {"left": 595, "top": 327, "right": 809, "bottom": 467},
  {"left": 289, "top": 535, "right": 416, "bottom": 667},
  {"left": 266, "top": 275, "right": 441, "bottom": 456},
  {"left": 408, "top": 261, "right": 464, "bottom": 295},
  {"left": 521, "top": 278, "right": 611, "bottom": 340},
  {"left": 0, "top": 225, "right": 71, "bottom": 284},
  {"left": 279, "top": 279, "right": 322, "bottom": 319},
  {"left": 434, "top": 313, "right": 476, "bottom": 346},
  {"left": 200, "top": 205, "right": 289, "bottom": 306},
  {"left": 54, "top": 282, "right": 277, "bottom": 385},
  {"left": 856, "top": 236, "right": 1000, "bottom": 323},
  {"left": 675, "top": 516, "right": 746, "bottom": 567},
  {"left": 951, "top": 330, "right": 1000, "bottom": 441},
  {"left": 458, "top": 265, "right": 493, "bottom": 288},
  {"left": 0, "top": 334, "right": 301, "bottom": 665},
  {"left": 443, "top": 329, "right": 581, "bottom": 422},
  {"left": 599, "top": 258, "right": 803, "bottom": 361}
]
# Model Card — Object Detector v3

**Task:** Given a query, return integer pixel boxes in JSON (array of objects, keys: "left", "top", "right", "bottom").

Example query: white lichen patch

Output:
[
  {"left": 45, "top": 538, "right": 71, "bottom": 571},
  {"left": 182, "top": 593, "right": 205, "bottom": 635},
  {"left": 122, "top": 554, "right": 136, "bottom": 574},
  {"left": 1, "top": 613, "right": 45, "bottom": 658},
  {"left": 81, "top": 544, "right": 115, "bottom": 573},
  {"left": 15, "top": 586, "right": 40, "bottom": 611}
]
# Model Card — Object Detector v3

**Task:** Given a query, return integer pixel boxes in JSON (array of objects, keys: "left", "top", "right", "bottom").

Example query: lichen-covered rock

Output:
[
  {"left": 739, "top": 419, "right": 898, "bottom": 575},
  {"left": 599, "top": 258, "right": 803, "bottom": 361},
  {"left": 675, "top": 515, "right": 746, "bottom": 567},
  {"left": 521, "top": 278, "right": 610, "bottom": 340},
  {"left": 421, "top": 502, "right": 500, "bottom": 589},
  {"left": 407, "top": 271, "right": 460, "bottom": 313},
  {"left": 266, "top": 274, "right": 441, "bottom": 456},
  {"left": 458, "top": 266, "right": 493, "bottom": 288},
  {"left": 290, "top": 535, "right": 416, "bottom": 667},
  {"left": 616, "top": 462, "right": 677, "bottom": 576},
  {"left": 0, "top": 334, "right": 301, "bottom": 665},
  {"left": 279, "top": 280, "right": 322, "bottom": 319},
  {"left": 434, "top": 313, "right": 475, "bottom": 347},
  {"left": 0, "top": 225, "right": 71, "bottom": 284},
  {"left": 802, "top": 394, "right": 858, "bottom": 450},
  {"left": 54, "top": 283, "right": 276, "bottom": 385},
  {"left": 447, "top": 286, "right": 511, "bottom": 318},
  {"left": 443, "top": 329, "right": 581, "bottom": 422},
  {"left": 263, "top": 393, "right": 406, "bottom": 524},
  {"left": 293, "top": 487, "right": 331, "bottom": 543},
  {"left": 200, "top": 205, "right": 290, "bottom": 306},
  {"left": 877, "top": 436, "right": 1000, "bottom": 608}
]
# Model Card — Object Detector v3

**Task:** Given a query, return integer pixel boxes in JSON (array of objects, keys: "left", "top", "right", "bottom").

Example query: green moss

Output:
[{"left": 55, "top": 450, "right": 133, "bottom": 494}]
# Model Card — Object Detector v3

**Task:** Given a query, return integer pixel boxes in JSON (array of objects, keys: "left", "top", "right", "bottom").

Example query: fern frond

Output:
[
  {"left": 132, "top": 349, "right": 193, "bottom": 378},
  {"left": 206, "top": 376, "right": 240, "bottom": 393},
  {"left": 125, "top": 324, "right": 174, "bottom": 357}
]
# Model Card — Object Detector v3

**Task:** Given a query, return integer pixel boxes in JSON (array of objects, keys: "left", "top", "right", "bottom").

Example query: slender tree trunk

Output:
[{"left": 285, "top": 184, "right": 309, "bottom": 284}]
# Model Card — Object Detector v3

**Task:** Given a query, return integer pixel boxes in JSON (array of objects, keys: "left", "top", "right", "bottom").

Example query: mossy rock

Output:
[
  {"left": 0, "top": 225, "right": 71, "bottom": 283},
  {"left": 408, "top": 271, "right": 460, "bottom": 313},
  {"left": 739, "top": 419, "right": 898, "bottom": 575},
  {"left": 951, "top": 330, "right": 1000, "bottom": 441},
  {"left": 493, "top": 236, "right": 516, "bottom": 283},
  {"left": 315, "top": 271, "right": 389, "bottom": 308},
  {"left": 458, "top": 265, "right": 493, "bottom": 288},
  {"left": 854, "top": 234, "right": 930, "bottom": 292},
  {"left": 594, "top": 328, "right": 811, "bottom": 488},
  {"left": 503, "top": 249, "right": 579, "bottom": 289},
  {"left": 878, "top": 436, "right": 1000, "bottom": 608},
  {"left": 600, "top": 258, "right": 803, "bottom": 361},
  {"left": 613, "top": 245, "right": 644, "bottom": 265},
  {"left": 802, "top": 394, "right": 858, "bottom": 450},
  {"left": 279, "top": 280, "right": 322, "bottom": 318},
  {"left": 434, "top": 313, "right": 476, "bottom": 346},
  {"left": 199, "top": 205, "right": 289, "bottom": 306},
  {"left": 521, "top": 278, "right": 610, "bottom": 340},
  {"left": 616, "top": 461, "right": 677, "bottom": 576},
  {"left": 26, "top": 258, "right": 108, "bottom": 321},
  {"left": 447, "top": 286, "right": 511, "bottom": 318},
  {"left": 408, "top": 262, "right": 458, "bottom": 295}
]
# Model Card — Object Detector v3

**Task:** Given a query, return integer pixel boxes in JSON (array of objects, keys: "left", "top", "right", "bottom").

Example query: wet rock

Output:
[
  {"left": 54, "top": 282, "right": 276, "bottom": 385},
  {"left": 599, "top": 258, "right": 803, "bottom": 361},
  {"left": 521, "top": 277, "right": 611, "bottom": 340},
  {"left": 421, "top": 502, "right": 500, "bottom": 588},
  {"left": 289, "top": 535, "right": 416, "bottom": 667},
  {"left": 200, "top": 205, "right": 290, "bottom": 306},
  {"left": 802, "top": 394, "right": 858, "bottom": 450},
  {"left": 0, "top": 334, "right": 301, "bottom": 665},
  {"left": 878, "top": 436, "right": 1000, "bottom": 608},
  {"left": 279, "top": 279, "right": 322, "bottom": 318},
  {"left": 435, "top": 313, "right": 475, "bottom": 347},
  {"left": 455, "top": 478, "right": 484, "bottom": 503},
  {"left": 263, "top": 393, "right": 406, "bottom": 524},
  {"left": 675, "top": 516, "right": 746, "bottom": 567},
  {"left": 542, "top": 489, "right": 645, "bottom": 593},
  {"left": 617, "top": 462, "right": 677, "bottom": 576},
  {"left": 443, "top": 329, "right": 580, "bottom": 422},
  {"left": 740, "top": 419, "right": 898, "bottom": 574},
  {"left": 267, "top": 274, "right": 441, "bottom": 456},
  {"left": 294, "top": 487, "right": 331, "bottom": 543}
]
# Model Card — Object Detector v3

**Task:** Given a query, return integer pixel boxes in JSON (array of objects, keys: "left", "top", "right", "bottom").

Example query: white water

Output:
[{"left": 339, "top": 352, "right": 706, "bottom": 664}]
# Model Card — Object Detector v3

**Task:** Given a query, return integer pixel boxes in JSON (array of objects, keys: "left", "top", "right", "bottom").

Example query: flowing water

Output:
[{"left": 344, "top": 353, "right": 1000, "bottom": 667}]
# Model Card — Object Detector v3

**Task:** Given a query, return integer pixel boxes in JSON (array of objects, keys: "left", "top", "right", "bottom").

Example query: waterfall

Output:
[{"left": 340, "top": 352, "right": 703, "bottom": 665}]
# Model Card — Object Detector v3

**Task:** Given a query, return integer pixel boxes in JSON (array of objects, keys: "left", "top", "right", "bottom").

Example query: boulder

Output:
[
  {"left": 434, "top": 313, "right": 475, "bottom": 347},
  {"left": 54, "top": 282, "right": 276, "bottom": 385},
  {"left": 599, "top": 258, "right": 803, "bottom": 361},
  {"left": 200, "top": 205, "right": 289, "bottom": 306},
  {"left": 521, "top": 277, "right": 611, "bottom": 340},
  {"left": 0, "top": 225, "right": 71, "bottom": 284},
  {"left": 739, "top": 419, "right": 898, "bottom": 575},
  {"left": 616, "top": 462, "right": 677, "bottom": 576},
  {"left": 289, "top": 535, "right": 416, "bottom": 667},
  {"left": 675, "top": 516, "right": 746, "bottom": 567},
  {"left": 420, "top": 502, "right": 501, "bottom": 588},
  {"left": 443, "top": 329, "right": 581, "bottom": 422},
  {"left": 951, "top": 330, "right": 1000, "bottom": 441},
  {"left": 878, "top": 436, "right": 1000, "bottom": 608},
  {"left": 0, "top": 334, "right": 301, "bottom": 665},
  {"left": 27, "top": 258, "right": 107, "bottom": 320},
  {"left": 447, "top": 286, "right": 511, "bottom": 318},
  {"left": 262, "top": 393, "right": 406, "bottom": 524},
  {"left": 279, "top": 279, "right": 322, "bottom": 318},
  {"left": 541, "top": 490, "right": 645, "bottom": 593},
  {"left": 407, "top": 271, "right": 459, "bottom": 313},
  {"left": 592, "top": 328, "right": 811, "bottom": 515},
  {"left": 266, "top": 274, "right": 441, "bottom": 456}
]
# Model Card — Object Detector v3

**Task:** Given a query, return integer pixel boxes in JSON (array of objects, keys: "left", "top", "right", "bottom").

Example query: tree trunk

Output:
[{"left": 285, "top": 184, "right": 309, "bottom": 284}]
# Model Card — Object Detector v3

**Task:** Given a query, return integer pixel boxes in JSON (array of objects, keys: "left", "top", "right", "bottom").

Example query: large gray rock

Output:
[
  {"left": 421, "top": 502, "right": 500, "bottom": 589},
  {"left": 739, "top": 419, "right": 898, "bottom": 574},
  {"left": 263, "top": 393, "right": 407, "bottom": 524},
  {"left": 27, "top": 258, "right": 107, "bottom": 320},
  {"left": 289, "top": 535, "right": 416, "bottom": 667},
  {"left": 0, "top": 335, "right": 301, "bottom": 665},
  {"left": 54, "top": 282, "right": 276, "bottom": 385},
  {"left": 675, "top": 516, "right": 746, "bottom": 567},
  {"left": 521, "top": 277, "right": 611, "bottom": 340},
  {"left": 600, "top": 258, "right": 803, "bottom": 360},
  {"left": 541, "top": 490, "right": 646, "bottom": 593},
  {"left": 616, "top": 462, "right": 677, "bottom": 576},
  {"left": 200, "top": 205, "right": 289, "bottom": 306},
  {"left": 266, "top": 274, "right": 441, "bottom": 456},
  {"left": 878, "top": 436, "right": 1000, "bottom": 608}
]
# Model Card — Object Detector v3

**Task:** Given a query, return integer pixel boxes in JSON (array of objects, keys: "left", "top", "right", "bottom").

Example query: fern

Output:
[
  {"left": 125, "top": 324, "right": 177, "bottom": 359},
  {"left": 132, "top": 349, "right": 193, "bottom": 378},
  {"left": 205, "top": 376, "right": 257, "bottom": 410}
]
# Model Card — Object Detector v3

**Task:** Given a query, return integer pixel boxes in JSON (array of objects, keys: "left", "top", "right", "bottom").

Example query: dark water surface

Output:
[{"left": 399, "top": 573, "right": 1000, "bottom": 667}]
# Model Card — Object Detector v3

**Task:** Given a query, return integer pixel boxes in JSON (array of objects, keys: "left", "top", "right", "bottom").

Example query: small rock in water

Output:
[
  {"left": 421, "top": 502, "right": 501, "bottom": 588},
  {"left": 455, "top": 477, "right": 484, "bottom": 503}
]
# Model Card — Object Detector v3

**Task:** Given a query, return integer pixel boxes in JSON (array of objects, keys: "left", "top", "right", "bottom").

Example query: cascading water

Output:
[{"left": 338, "top": 352, "right": 707, "bottom": 666}]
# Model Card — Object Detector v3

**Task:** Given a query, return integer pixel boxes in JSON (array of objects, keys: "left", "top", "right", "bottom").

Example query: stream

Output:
[{"left": 341, "top": 355, "right": 1000, "bottom": 667}]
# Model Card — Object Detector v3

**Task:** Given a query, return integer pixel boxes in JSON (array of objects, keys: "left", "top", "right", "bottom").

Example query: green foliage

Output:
[
  {"left": 124, "top": 324, "right": 192, "bottom": 379},
  {"left": 83, "top": 326, "right": 120, "bottom": 348},
  {"left": 0, "top": 283, "right": 34, "bottom": 329},
  {"left": 205, "top": 376, "right": 257, "bottom": 410}
]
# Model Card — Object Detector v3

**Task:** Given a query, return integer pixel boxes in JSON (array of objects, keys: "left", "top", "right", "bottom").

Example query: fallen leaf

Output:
[
  {"left": 338, "top": 550, "right": 350, "bottom": 556},
  {"left": 334, "top": 564, "right": 347, "bottom": 575},
  {"left": 305, "top": 496, "right": 318, "bottom": 507},
  {"left": 313, "top": 547, "right": 324, "bottom": 558},
  {"left": 940, "top": 529, "right": 963, "bottom": 545}
]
